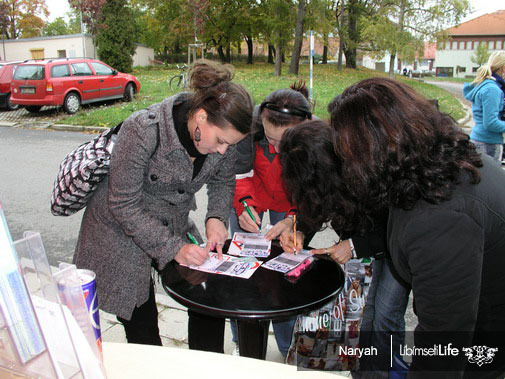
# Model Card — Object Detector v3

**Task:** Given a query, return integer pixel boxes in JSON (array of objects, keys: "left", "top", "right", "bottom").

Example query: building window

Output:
[
  {"left": 472, "top": 67, "right": 479, "bottom": 73},
  {"left": 452, "top": 41, "right": 458, "bottom": 49},
  {"left": 457, "top": 66, "right": 466, "bottom": 73},
  {"left": 436, "top": 67, "right": 453, "bottom": 77},
  {"left": 57, "top": 50, "right": 66, "bottom": 58},
  {"left": 30, "top": 49, "right": 44, "bottom": 60}
]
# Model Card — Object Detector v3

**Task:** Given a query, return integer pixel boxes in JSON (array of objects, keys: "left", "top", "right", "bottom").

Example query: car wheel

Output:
[
  {"left": 6, "top": 93, "right": 20, "bottom": 111},
  {"left": 63, "top": 92, "right": 81, "bottom": 114},
  {"left": 25, "top": 105, "right": 42, "bottom": 113},
  {"left": 123, "top": 83, "right": 135, "bottom": 102}
]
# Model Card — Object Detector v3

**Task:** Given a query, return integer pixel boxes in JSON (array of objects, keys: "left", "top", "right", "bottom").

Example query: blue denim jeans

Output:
[
  {"left": 471, "top": 140, "right": 503, "bottom": 165},
  {"left": 356, "top": 259, "right": 410, "bottom": 376},
  {"left": 229, "top": 209, "right": 296, "bottom": 357}
]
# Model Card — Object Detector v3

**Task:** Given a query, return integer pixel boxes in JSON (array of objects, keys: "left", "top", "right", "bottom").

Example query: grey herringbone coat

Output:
[{"left": 74, "top": 93, "right": 236, "bottom": 320}]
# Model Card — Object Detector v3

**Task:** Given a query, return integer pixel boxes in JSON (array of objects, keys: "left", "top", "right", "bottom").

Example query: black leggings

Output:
[
  {"left": 116, "top": 281, "right": 225, "bottom": 351},
  {"left": 117, "top": 281, "right": 162, "bottom": 346}
]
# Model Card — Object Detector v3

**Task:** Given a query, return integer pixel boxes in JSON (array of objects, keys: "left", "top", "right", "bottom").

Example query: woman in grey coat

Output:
[{"left": 74, "top": 60, "right": 253, "bottom": 346}]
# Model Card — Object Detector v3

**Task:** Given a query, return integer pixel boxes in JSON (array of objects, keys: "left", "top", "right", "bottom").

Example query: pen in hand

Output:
[
  {"left": 293, "top": 214, "right": 297, "bottom": 255},
  {"left": 242, "top": 200, "right": 259, "bottom": 230},
  {"left": 187, "top": 232, "right": 199, "bottom": 245}
]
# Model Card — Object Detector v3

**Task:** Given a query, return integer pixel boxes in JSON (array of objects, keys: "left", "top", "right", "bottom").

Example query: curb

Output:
[
  {"left": 0, "top": 120, "right": 108, "bottom": 133},
  {"left": 456, "top": 99, "right": 472, "bottom": 126}
]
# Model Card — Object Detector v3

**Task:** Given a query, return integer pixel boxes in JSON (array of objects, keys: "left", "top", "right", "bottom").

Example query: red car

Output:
[
  {"left": 0, "top": 61, "right": 22, "bottom": 111},
  {"left": 10, "top": 58, "right": 141, "bottom": 114}
]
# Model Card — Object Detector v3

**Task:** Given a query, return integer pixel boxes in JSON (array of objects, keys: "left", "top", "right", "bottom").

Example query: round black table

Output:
[{"left": 161, "top": 240, "right": 344, "bottom": 359}]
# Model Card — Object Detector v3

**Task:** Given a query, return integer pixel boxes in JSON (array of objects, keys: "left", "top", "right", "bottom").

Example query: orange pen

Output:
[{"left": 293, "top": 214, "right": 297, "bottom": 255}]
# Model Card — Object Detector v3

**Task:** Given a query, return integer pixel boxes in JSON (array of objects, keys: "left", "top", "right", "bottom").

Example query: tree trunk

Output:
[
  {"left": 246, "top": 35, "right": 254, "bottom": 64},
  {"left": 389, "top": 52, "right": 396, "bottom": 78},
  {"left": 336, "top": 0, "right": 345, "bottom": 70},
  {"left": 275, "top": 41, "right": 282, "bottom": 76},
  {"left": 225, "top": 43, "right": 231, "bottom": 63},
  {"left": 268, "top": 44, "right": 275, "bottom": 64},
  {"left": 289, "top": 0, "right": 306, "bottom": 75},
  {"left": 344, "top": 0, "right": 358, "bottom": 69},
  {"left": 217, "top": 45, "right": 226, "bottom": 62},
  {"left": 337, "top": 38, "right": 344, "bottom": 70},
  {"left": 389, "top": 1, "right": 405, "bottom": 77},
  {"left": 322, "top": 33, "right": 329, "bottom": 64},
  {"left": 237, "top": 41, "right": 241, "bottom": 55}
]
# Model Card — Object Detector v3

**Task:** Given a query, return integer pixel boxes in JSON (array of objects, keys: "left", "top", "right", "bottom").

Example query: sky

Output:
[{"left": 44, "top": 0, "right": 504, "bottom": 23}]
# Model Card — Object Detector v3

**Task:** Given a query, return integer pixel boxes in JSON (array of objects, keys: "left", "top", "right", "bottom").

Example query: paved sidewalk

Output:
[{"left": 98, "top": 290, "right": 289, "bottom": 365}]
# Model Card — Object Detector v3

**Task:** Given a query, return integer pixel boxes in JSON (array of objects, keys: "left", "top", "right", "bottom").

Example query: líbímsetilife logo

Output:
[{"left": 461, "top": 346, "right": 498, "bottom": 366}]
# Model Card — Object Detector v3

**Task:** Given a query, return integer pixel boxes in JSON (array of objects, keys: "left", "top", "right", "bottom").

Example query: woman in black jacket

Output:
[{"left": 280, "top": 78, "right": 505, "bottom": 377}]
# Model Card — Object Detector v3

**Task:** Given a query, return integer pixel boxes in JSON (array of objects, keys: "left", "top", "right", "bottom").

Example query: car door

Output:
[
  {"left": 90, "top": 62, "right": 124, "bottom": 98},
  {"left": 70, "top": 62, "right": 100, "bottom": 102}
]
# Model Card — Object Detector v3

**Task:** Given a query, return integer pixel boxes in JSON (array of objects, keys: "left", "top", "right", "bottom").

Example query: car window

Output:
[
  {"left": 51, "top": 64, "right": 70, "bottom": 78},
  {"left": 71, "top": 63, "right": 93, "bottom": 76},
  {"left": 13, "top": 65, "right": 45, "bottom": 80},
  {"left": 90, "top": 62, "right": 114, "bottom": 75}
]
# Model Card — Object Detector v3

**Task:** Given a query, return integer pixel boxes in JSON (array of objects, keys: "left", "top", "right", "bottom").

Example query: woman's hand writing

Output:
[
  {"left": 238, "top": 207, "right": 261, "bottom": 232},
  {"left": 279, "top": 230, "right": 304, "bottom": 254},
  {"left": 175, "top": 244, "right": 209, "bottom": 266},
  {"left": 205, "top": 218, "right": 228, "bottom": 259}
]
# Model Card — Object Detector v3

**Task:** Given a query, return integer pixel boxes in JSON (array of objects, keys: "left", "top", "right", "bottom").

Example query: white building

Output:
[
  {"left": 0, "top": 34, "right": 154, "bottom": 68},
  {"left": 435, "top": 10, "right": 505, "bottom": 78},
  {"left": 360, "top": 43, "right": 436, "bottom": 75}
]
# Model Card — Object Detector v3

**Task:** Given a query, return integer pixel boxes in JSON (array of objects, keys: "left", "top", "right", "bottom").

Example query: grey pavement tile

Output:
[
  {"left": 101, "top": 323, "right": 126, "bottom": 344},
  {"left": 158, "top": 308, "right": 189, "bottom": 343}
]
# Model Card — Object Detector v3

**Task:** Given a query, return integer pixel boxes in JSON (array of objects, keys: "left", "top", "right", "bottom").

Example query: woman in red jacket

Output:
[{"left": 229, "top": 82, "right": 313, "bottom": 357}]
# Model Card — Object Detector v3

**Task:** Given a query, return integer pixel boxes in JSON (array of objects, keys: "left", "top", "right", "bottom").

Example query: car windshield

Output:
[{"left": 13, "top": 65, "right": 45, "bottom": 80}]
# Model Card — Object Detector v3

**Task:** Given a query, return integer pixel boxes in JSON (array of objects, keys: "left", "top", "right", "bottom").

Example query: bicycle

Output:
[{"left": 169, "top": 64, "right": 188, "bottom": 91}]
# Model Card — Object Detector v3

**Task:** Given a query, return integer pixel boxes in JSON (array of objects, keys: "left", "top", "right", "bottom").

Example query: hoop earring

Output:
[{"left": 194, "top": 125, "right": 201, "bottom": 146}]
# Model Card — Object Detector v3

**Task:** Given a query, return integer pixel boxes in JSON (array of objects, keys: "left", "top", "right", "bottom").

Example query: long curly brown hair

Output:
[{"left": 281, "top": 78, "right": 482, "bottom": 235}]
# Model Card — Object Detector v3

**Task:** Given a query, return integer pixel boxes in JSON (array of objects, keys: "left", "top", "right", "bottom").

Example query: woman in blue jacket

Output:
[{"left": 464, "top": 51, "right": 505, "bottom": 164}]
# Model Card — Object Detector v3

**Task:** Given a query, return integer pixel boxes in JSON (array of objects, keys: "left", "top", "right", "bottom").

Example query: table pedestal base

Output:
[{"left": 237, "top": 319, "right": 270, "bottom": 359}]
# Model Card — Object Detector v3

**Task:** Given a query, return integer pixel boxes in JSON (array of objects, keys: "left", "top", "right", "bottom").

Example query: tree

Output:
[
  {"left": 262, "top": 0, "right": 295, "bottom": 76},
  {"left": 289, "top": 0, "right": 306, "bottom": 75},
  {"left": 1, "top": 0, "right": 48, "bottom": 39},
  {"left": 363, "top": 0, "right": 469, "bottom": 76},
  {"left": 69, "top": 0, "right": 107, "bottom": 36},
  {"left": 132, "top": 0, "right": 200, "bottom": 59},
  {"left": 66, "top": 9, "right": 84, "bottom": 34},
  {"left": 471, "top": 42, "right": 490, "bottom": 67},
  {"left": 43, "top": 17, "right": 71, "bottom": 36},
  {"left": 96, "top": 0, "right": 138, "bottom": 72}
]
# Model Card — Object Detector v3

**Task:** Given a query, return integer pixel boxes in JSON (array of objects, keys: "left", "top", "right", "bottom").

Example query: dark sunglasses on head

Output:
[{"left": 260, "top": 102, "right": 312, "bottom": 120}]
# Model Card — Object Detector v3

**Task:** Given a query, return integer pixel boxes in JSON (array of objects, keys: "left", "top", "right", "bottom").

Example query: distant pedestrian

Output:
[{"left": 464, "top": 51, "right": 505, "bottom": 164}]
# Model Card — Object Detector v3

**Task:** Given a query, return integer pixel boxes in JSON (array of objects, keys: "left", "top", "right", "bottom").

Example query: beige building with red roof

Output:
[{"left": 435, "top": 10, "right": 505, "bottom": 78}]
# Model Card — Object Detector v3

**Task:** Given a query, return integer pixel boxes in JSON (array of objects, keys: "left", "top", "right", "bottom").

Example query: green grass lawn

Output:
[{"left": 59, "top": 63, "right": 466, "bottom": 127}]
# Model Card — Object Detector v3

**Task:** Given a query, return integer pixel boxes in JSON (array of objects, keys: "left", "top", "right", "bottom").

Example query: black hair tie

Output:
[{"left": 260, "top": 101, "right": 312, "bottom": 119}]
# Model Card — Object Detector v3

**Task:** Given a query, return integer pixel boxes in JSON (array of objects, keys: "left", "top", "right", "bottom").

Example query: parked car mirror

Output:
[{"left": 112, "top": 69, "right": 118, "bottom": 76}]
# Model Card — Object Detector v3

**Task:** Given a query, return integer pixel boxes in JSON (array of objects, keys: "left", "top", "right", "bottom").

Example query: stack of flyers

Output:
[
  {"left": 263, "top": 250, "right": 312, "bottom": 273},
  {"left": 227, "top": 232, "right": 271, "bottom": 258},
  {"left": 182, "top": 253, "right": 262, "bottom": 279}
]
